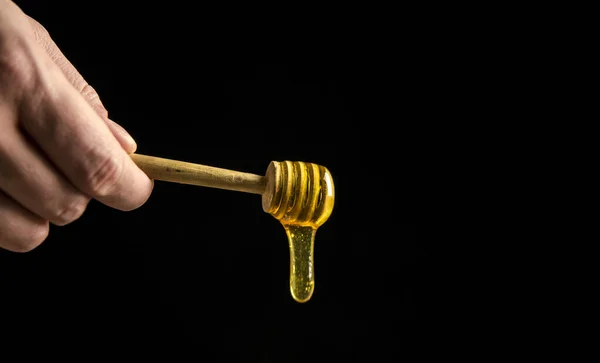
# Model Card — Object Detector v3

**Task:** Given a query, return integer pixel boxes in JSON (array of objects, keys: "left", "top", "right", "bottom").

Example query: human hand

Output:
[{"left": 0, "top": 0, "right": 153, "bottom": 252}]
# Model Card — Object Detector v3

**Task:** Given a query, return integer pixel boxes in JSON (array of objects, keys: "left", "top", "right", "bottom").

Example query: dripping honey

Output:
[{"left": 262, "top": 161, "right": 334, "bottom": 303}]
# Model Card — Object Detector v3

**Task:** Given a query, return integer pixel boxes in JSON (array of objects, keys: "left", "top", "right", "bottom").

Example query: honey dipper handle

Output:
[{"left": 130, "top": 154, "right": 266, "bottom": 195}]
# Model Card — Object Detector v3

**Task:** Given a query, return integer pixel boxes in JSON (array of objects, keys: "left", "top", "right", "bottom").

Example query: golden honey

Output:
[{"left": 262, "top": 161, "right": 335, "bottom": 302}]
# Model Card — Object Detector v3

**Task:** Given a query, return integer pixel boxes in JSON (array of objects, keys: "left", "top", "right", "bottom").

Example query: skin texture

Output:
[{"left": 0, "top": 0, "right": 153, "bottom": 252}]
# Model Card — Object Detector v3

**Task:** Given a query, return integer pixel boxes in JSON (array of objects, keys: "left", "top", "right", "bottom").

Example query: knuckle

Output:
[
  {"left": 0, "top": 44, "right": 34, "bottom": 91},
  {"left": 81, "top": 84, "right": 100, "bottom": 103},
  {"left": 52, "top": 195, "right": 89, "bottom": 226},
  {"left": 81, "top": 84, "right": 108, "bottom": 119},
  {"left": 0, "top": 42, "right": 48, "bottom": 110},
  {"left": 85, "top": 154, "right": 123, "bottom": 197},
  {"left": 27, "top": 16, "right": 50, "bottom": 43}
]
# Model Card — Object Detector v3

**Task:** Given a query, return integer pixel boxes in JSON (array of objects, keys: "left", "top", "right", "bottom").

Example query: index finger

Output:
[
  {"left": 19, "top": 48, "right": 153, "bottom": 211},
  {"left": 27, "top": 15, "right": 138, "bottom": 154}
]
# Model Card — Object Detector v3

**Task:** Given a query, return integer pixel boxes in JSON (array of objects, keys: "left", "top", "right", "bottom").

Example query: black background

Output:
[{"left": 1, "top": 1, "right": 421, "bottom": 360}]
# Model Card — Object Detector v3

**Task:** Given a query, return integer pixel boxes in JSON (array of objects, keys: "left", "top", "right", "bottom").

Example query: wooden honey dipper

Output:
[{"left": 130, "top": 153, "right": 335, "bottom": 302}]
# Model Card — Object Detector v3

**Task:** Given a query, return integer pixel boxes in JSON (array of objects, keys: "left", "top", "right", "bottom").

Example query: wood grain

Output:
[{"left": 130, "top": 154, "right": 266, "bottom": 195}]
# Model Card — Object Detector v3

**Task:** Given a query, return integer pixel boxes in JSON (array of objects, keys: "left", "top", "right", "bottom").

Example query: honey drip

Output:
[
  {"left": 262, "top": 161, "right": 335, "bottom": 303},
  {"left": 284, "top": 224, "right": 316, "bottom": 302}
]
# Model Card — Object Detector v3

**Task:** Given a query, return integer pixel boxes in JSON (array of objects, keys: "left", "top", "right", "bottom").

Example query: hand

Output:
[{"left": 0, "top": 0, "right": 153, "bottom": 252}]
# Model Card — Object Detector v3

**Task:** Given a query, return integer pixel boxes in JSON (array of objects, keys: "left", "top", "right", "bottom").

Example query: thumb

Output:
[{"left": 26, "top": 16, "right": 137, "bottom": 154}]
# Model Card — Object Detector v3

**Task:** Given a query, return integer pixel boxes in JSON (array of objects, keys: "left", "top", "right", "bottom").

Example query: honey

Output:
[
  {"left": 130, "top": 153, "right": 335, "bottom": 303},
  {"left": 262, "top": 161, "right": 335, "bottom": 302}
]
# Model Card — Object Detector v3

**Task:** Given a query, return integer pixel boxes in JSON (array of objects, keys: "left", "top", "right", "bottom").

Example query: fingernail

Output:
[{"left": 109, "top": 119, "right": 137, "bottom": 152}]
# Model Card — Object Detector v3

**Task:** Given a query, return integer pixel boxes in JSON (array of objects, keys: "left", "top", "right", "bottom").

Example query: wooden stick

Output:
[{"left": 130, "top": 154, "right": 267, "bottom": 195}]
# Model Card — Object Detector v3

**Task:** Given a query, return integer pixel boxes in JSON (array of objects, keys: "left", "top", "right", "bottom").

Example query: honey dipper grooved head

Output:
[{"left": 262, "top": 161, "right": 335, "bottom": 227}]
